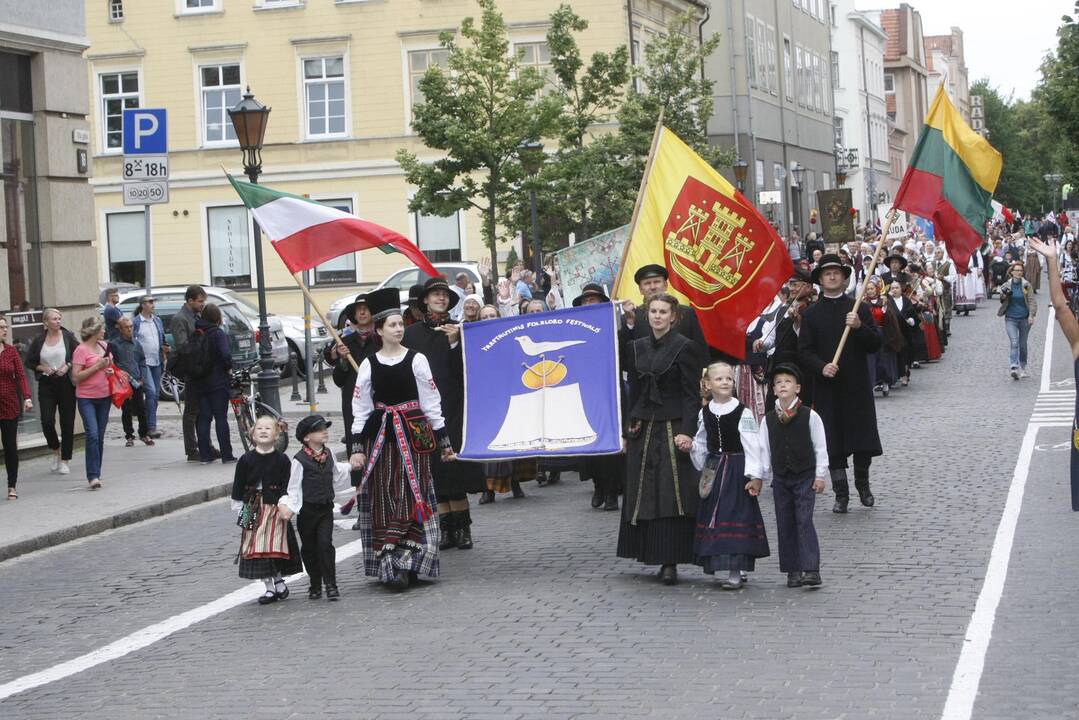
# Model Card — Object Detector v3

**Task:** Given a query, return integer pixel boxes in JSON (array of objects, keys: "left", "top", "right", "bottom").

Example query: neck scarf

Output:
[
  {"left": 303, "top": 444, "right": 328, "bottom": 465},
  {"left": 425, "top": 311, "right": 449, "bottom": 328},
  {"left": 775, "top": 397, "right": 802, "bottom": 424}
]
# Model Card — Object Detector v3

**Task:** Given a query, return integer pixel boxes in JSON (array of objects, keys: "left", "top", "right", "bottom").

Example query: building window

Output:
[
  {"left": 106, "top": 211, "right": 146, "bottom": 286},
  {"left": 831, "top": 51, "right": 840, "bottom": 89},
  {"left": 773, "top": 162, "right": 785, "bottom": 193},
  {"left": 200, "top": 64, "right": 241, "bottom": 144},
  {"left": 303, "top": 56, "right": 346, "bottom": 138},
  {"left": 182, "top": 0, "right": 218, "bottom": 12},
  {"left": 745, "top": 16, "right": 757, "bottom": 88},
  {"left": 207, "top": 205, "right": 251, "bottom": 288},
  {"left": 313, "top": 200, "right": 356, "bottom": 284},
  {"left": 109, "top": 0, "right": 124, "bottom": 21},
  {"left": 756, "top": 20, "right": 769, "bottom": 92},
  {"left": 813, "top": 53, "right": 822, "bottom": 112},
  {"left": 415, "top": 210, "right": 461, "bottom": 263},
  {"left": 884, "top": 73, "right": 894, "bottom": 94},
  {"left": 821, "top": 171, "right": 831, "bottom": 191},
  {"left": 755, "top": 159, "right": 765, "bottom": 190},
  {"left": 795, "top": 46, "right": 804, "bottom": 106},
  {"left": 783, "top": 38, "right": 793, "bottom": 101},
  {"left": 515, "top": 42, "right": 554, "bottom": 96},
  {"left": 766, "top": 27, "right": 778, "bottom": 95},
  {"left": 100, "top": 72, "right": 139, "bottom": 151},
  {"left": 409, "top": 48, "right": 450, "bottom": 111}
]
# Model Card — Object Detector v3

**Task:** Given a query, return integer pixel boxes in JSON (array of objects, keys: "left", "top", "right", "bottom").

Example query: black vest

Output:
[
  {"left": 360, "top": 351, "right": 421, "bottom": 443},
  {"left": 703, "top": 402, "right": 746, "bottom": 454},
  {"left": 765, "top": 406, "right": 814, "bottom": 476},
  {"left": 293, "top": 450, "right": 335, "bottom": 504}
]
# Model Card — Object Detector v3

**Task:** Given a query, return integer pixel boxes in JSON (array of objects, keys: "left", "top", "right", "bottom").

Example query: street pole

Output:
[
  {"left": 529, "top": 186, "right": 541, "bottom": 277},
  {"left": 143, "top": 203, "right": 152, "bottom": 295},
  {"left": 245, "top": 165, "right": 281, "bottom": 414},
  {"left": 304, "top": 269, "right": 314, "bottom": 411}
]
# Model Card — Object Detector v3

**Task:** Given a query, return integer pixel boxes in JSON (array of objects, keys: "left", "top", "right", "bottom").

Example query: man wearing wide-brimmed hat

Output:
[{"left": 798, "top": 253, "right": 882, "bottom": 514}]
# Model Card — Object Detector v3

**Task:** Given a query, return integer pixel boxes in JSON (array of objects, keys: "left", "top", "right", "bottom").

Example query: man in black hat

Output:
[
  {"left": 571, "top": 282, "right": 610, "bottom": 307},
  {"left": 619, "top": 264, "right": 709, "bottom": 356},
  {"left": 797, "top": 253, "right": 882, "bottom": 513},
  {"left": 403, "top": 276, "right": 486, "bottom": 550},
  {"left": 404, "top": 283, "right": 425, "bottom": 326},
  {"left": 880, "top": 252, "right": 910, "bottom": 288}
]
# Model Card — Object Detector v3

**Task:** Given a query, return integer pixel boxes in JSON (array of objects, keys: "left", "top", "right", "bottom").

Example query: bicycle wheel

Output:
[
  {"left": 233, "top": 401, "right": 255, "bottom": 453},
  {"left": 254, "top": 401, "right": 290, "bottom": 454}
]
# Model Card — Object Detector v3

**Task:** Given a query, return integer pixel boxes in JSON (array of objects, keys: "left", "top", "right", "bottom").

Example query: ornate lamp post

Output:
[
  {"left": 791, "top": 163, "right": 806, "bottom": 237},
  {"left": 733, "top": 159, "right": 749, "bottom": 193},
  {"left": 228, "top": 88, "right": 280, "bottom": 413},
  {"left": 519, "top": 140, "right": 545, "bottom": 276},
  {"left": 835, "top": 167, "right": 847, "bottom": 187}
]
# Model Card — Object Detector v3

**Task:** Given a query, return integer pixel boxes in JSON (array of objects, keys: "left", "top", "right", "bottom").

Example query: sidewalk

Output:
[{"left": 154, "top": 378, "right": 345, "bottom": 421}]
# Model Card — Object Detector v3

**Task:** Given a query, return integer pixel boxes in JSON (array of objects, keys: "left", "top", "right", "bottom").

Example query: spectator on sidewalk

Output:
[
  {"left": 25, "top": 308, "right": 77, "bottom": 476},
  {"left": 194, "top": 303, "right": 235, "bottom": 465},
  {"left": 113, "top": 317, "right": 153, "bottom": 447},
  {"left": 0, "top": 315, "right": 33, "bottom": 500},
  {"left": 72, "top": 317, "right": 114, "bottom": 490},
  {"left": 102, "top": 287, "right": 122, "bottom": 342},
  {"left": 133, "top": 296, "right": 167, "bottom": 438},
  {"left": 171, "top": 285, "right": 216, "bottom": 462}
]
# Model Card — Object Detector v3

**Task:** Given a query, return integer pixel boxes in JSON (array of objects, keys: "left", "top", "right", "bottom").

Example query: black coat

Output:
[
  {"left": 24, "top": 328, "right": 78, "bottom": 381},
  {"left": 325, "top": 330, "right": 380, "bottom": 451},
  {"left": 402, "top": 319, "right": 485, "bottom": 495},
  {"left": 766, "top": 311, "right": 814, "bottom": 408},
  {"left": 620, "top": 304, "right": 733, "bottom": 363},
  {"left": 798, "top": 295, "right": 882, "bottom": 460}
]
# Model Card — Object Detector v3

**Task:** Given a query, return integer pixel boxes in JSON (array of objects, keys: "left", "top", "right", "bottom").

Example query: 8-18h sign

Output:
[{"left": 122, "top": 108, "right": 170, "bottom": 206}]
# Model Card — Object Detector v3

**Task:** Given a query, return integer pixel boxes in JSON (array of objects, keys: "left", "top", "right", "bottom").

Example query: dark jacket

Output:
[
  {"left": 194, "top": 319, "right": 232, "bottom": 392},
  {"left": 24, "top": 328, "right": 78, "bottom": 382},
  {"left": 111, "top": 335, "right": 147, "bottom": 386},
  {"left": 323, "top": 329, "right": 380, "bottom": 451},
  {"left": 625, "top": 330, "right": 705, "bottom": 436},
  {"left": 171, "top": 304, "right": 199, "bottom": 350}
]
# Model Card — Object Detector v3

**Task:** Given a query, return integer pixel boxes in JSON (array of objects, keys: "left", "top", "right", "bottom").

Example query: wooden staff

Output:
[
  {"left": 290, "top": 272, "right": 361, "bottom": 373},
  {"left": 611, "top": 107, "right": 665, "bottom": 300},
  {"left": 831, "top": 209, "right": 900, "bottom": 366}
]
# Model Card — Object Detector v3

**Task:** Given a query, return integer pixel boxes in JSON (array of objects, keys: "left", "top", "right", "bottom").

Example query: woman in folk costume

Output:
[
  {"left": 691, "top": 362, "right": 769, "bottom": 590},
  {"left": 913, "top": 267, "right": 943, "bottom": 361},
  {"left": 351, "top": 293, "right": 456, "bottom": 591},
  {"left": 887, "top": 281, "right": 918, "bottom": 386},
  {"left": 954, "top": 254, "right": 982, "bottom": 315},
  {"left": 617, "top": 293, "right": 706, "bottom": 586},
  {"left": 402, "top": 276, "right": 486, "bottom": 551},
  {"left": 864, "top": 277, "right": 904, "bottom": 396}
]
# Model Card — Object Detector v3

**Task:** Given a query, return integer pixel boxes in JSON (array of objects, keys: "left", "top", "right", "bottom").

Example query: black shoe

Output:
[
  {"left": 547, "top": 472, "right": 561, "bottom": 485},
  {"left": 351, "top": 519, "right": 362, "bottom": 531},
  {"left": 325, "top": 585, "right": 340, "bottom": 601},
  {"left": 456, "top": 522, "right": 473, "bottom": 550},
  {"left": 832, "top": 498, "right": 849, "bottom": 514},
  {"left": 856, "top": 486, "right": 875, "bottom": 507},
  {"left": 386, "top": 571, "right": 408, "bottom": 592},
  {"left": 511, "top": 481, "right": 525, "bottom": 499},
  {"left": 210, "top": 447, "right": 222, "bottom": 459},
  {"left": 801, "top": 572, "right": 822, "bottom": 587},
  {"left": 438, "top": 514, "right": 456, "bottom": 550},
  {"left": 787, "top": 572, "right": 804, "bottom": 588},
  {"left": 220, "top": 456, "right": 238, "bottom": 464},
  {"left": 660, "top": 565, "right": 678, "bottom": 585},
  {"left": 591, "top": 489, "right": 604, "bottom": 508},
  {"left": 308, "top": 587, "right": 322, "bottom": 600},
  {"left": 604, "top": 494, "right": 619, "bottom": 511},
  {"left": 186, "top": 453, "right": 201, "bottom": 463},
  {"left": 479, "top": 490, "right": 495, "bottom": 505},
  {"left": 257, "top": 591, "right": 278, "bottom": 605},
  {"left": 854, "top": 471, "right": 875, "bottom": 507},
  {"left": 274, "top": 583, "right": 289, "bottom": 600}
]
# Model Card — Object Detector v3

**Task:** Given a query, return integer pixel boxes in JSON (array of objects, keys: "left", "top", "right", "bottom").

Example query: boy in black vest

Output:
[
  {"left": 279, "top": 415, "right": 358, "bottom": 600},
  {"left": 747, "top": 364, "right": 829, "bottom": 588}
]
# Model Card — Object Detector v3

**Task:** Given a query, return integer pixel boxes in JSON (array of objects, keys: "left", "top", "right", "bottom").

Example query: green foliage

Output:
[{"left": 1038, "top": 3, "right": 1079, "bottom": 190}]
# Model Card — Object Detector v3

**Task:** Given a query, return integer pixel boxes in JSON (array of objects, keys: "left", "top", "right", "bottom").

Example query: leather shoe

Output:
[
  {"left": 479, "top": 490, "right": 495, "bottom": 505},
  {"left": 832, "top": 498, "right": 849, "bottom": 514},
  {"left": 439, "top": 519, "right": 456, "bottom": 550},
  {"left": 801, "top": 571, "right": 822, "bottom": 587},
  {"left": 659, "top": 565, "right": 678, "bottom": 585},
  {"left": 591, "top": 489, "right": 604, "bottom": 508},
  {"left": 257, "top": 591, "right": 278, "bottom": 605},
  {"left": 325, "top": 585, "right": 340, "bottom": 601},
  {"left": 604, "top": 494, "right": 619, "bottom": 511},
  {"left": 857, "top": 487, "right": 875, "bottom": 507},
  {"left": 786, "top": 572, "right": 804, "bottom": 588},
  {"left": 456, "top": 523, "right": 473, "bottom": 550},
  {"left": 308, "top": 587, "right": 322, "bottom": 600}
]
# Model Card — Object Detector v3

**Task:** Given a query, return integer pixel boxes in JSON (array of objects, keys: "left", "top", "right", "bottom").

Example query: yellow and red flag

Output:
[{"left": 613, "top": 127, "right": 792, "bottom": 359}]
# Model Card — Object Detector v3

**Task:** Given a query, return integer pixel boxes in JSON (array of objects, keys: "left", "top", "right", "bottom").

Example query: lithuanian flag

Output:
[{"left": 893, "top": 86, "right": 1002, "bottom": 272}]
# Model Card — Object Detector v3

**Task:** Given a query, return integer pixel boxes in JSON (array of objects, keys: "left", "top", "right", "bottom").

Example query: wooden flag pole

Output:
[
  {"left": 290, "top": 272, "right": 362, "bottom": 373},
  {"left": 830, "top": 209, "right": 899, "bottom": 366},
  {"left": 612, "top": 107, "right": 666, "bottom": 299}
]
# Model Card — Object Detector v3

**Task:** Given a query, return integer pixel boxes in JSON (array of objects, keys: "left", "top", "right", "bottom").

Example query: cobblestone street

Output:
[{"left": 0, "top": 303, "right": 1076, "bottom": 719}]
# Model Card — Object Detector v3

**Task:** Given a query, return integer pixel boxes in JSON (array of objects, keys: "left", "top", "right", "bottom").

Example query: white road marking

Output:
[
  {"left": 0, "top": 536, "right": 365, "bottom": 701},
  {"left": 941, "top": 308, "right": 1069, "bottom": 720}
]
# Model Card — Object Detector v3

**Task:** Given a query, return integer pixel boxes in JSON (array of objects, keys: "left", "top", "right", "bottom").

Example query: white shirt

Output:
[
  {"left": 745, "top": 402, "right": 829, "bottom": 481},
  {"left": 278, "top": 456, "right": 353, "bottom": 514},
  {"left": 449, "top": 286, "right": 467, "bottom": 321},
  {"left": 351, "top": 351, "right": 446, "bottom": 437},
  {"left": 137, "top": 316, "right": 161, "bottom": 367},
  {"left": 690, "top": 398, "right": 762, "bottom": 474}
]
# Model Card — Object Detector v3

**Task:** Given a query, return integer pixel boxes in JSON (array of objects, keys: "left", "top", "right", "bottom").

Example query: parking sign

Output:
[{"left": 122, "top": 109, "right": 167, "bottom": 155}]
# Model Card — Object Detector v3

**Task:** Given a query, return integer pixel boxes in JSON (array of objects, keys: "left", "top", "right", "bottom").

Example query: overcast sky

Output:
[{"left": 855, "top": 0, "right": 1070, "bottom": 101}]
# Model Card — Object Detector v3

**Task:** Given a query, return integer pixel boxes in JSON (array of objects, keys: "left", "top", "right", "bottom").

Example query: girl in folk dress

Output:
[
  {"left": 230, "top": 416, "right": 302, "bottom": 605},
  {"left": 691, "top": 362, "right": 769, "bottom": 590},
  {"left": 351, "top": 301, "right": 456, "bottom": 592}
]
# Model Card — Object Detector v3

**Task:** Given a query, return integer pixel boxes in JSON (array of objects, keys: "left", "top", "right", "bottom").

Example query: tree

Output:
[
  {"left": 395, "top": 0, "right": 562, "bottom": 272},
  {"left": 1038, "top": 2, "right": 1079, "bottom": 190}
]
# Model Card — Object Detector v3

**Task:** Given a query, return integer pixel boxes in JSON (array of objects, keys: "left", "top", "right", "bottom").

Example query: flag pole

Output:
[
  {"left": 289, "top": 272, "right": 362, "bottom": 374},
  {"left": 831, "top": 209, "right": 899, "bottom": 366},
  {"left": 612, "top": 107, "right": 666, "bottom": 298}
]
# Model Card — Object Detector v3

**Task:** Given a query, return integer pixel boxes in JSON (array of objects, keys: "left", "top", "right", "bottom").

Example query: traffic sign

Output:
[
  {"left": 122, "top": 155, "right": 169, "bottom": 181},
  {"left": 123, "top": 181, "right": 169, "bottom": 206},
  {"left": 122, "top": 109, "right": 168, "bottom": 155},
  {"left": 758, "top": 190, "right": 783, "bottom": 205}
]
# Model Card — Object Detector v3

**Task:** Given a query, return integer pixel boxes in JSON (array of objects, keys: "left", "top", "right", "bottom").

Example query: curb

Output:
[{"left": 0, "top": 482, "right": 233, "bottom": 564}]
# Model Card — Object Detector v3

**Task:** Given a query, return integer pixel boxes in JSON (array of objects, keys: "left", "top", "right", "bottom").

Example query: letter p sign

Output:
[{"left": 122, "top": 108, "right": 167, "bottom": 155}]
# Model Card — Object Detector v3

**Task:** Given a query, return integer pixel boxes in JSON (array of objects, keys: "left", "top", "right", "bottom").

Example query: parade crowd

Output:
[{"left": 0, "top": 210, "right": 1074, "bottom": 602}]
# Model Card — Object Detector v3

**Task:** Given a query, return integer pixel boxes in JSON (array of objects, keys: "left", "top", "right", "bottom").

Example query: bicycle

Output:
[{"left": 230, "top": 364, "right": 289, "bottom": 454}]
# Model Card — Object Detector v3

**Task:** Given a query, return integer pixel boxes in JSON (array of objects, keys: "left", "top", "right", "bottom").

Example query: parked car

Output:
[
  {"left": 326, "top": 261, "right": 483, "bottom": 328},
  {"left": 272, "top": 312, "right": 333, "bottom": 378},
  {"left": 118, "top": 286, "right": 290, "bottom": 371},
  {"left": 114, "top": 295, "right": 258, "bottom": 401}
]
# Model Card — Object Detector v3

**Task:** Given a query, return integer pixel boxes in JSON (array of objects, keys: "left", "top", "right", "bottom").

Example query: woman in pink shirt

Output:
[{"left": 71, "top": 317, "right": 114, "bottom": 489}]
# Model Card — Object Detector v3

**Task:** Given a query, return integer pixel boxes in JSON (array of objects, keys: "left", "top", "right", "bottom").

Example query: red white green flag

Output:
[{"left": 226, "top": 173, "right": 439, "bottom": 277}]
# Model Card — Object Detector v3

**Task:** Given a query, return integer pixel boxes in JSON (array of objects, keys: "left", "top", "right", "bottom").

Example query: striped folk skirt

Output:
[
  {"left": 357, "top": 439, "right": 440, "bottom": 582},
  {"left": 237, "top": 520, "right": 302, "bottom": 579},
  {"left": 692, "top": 452, "right": 770, "bottom": 573}
]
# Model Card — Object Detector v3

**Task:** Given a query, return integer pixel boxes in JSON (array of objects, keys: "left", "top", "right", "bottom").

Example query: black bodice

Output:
[
  {"left": 703, "top": 402, "right": 746, "bottom": 454},
  {"left": 369, "top": 350, "right": 419, "bottom": 406}
]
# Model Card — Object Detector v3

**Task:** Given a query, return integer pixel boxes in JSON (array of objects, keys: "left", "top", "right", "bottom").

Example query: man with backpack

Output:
[{"left": 170, "top": 285, "right": 220, "bottom": 462}]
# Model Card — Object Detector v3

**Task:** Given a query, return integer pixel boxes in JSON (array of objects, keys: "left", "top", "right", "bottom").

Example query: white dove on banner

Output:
[{"left": 514, "top": 336, "right": 587, "bottom": 356}]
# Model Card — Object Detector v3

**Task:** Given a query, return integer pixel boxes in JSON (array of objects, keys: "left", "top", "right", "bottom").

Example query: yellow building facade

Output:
[{"left": 85, "top": 0, "right": 703, "bottom": 314}]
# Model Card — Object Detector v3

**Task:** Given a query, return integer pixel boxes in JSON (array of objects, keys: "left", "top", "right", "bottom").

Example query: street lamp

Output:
[
  {"left": 835, "top": 167, "right": 847, "bottom": 187},
  {"left": 228, "top": 88, "right": 280, "bottom": 413},
  {"left": 519, "top": 140, "right": 545, "bottom": 276},
  {"left": 1044, "top": 172, "right": 1064, "bottom": 211},
  {"left": 733, "top": 159, "right": 749, "bottom": 192},
  {"left": 791, "top": 163, "right": 806, "bottom": 237}
]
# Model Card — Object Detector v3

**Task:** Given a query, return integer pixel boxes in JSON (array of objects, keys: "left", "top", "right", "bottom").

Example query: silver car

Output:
[
  {"left": 326, "top": 261, "right": 483, "bottom": 328},
  {"left": 272, "top": 312, "right": 333, "bottom": 378}
]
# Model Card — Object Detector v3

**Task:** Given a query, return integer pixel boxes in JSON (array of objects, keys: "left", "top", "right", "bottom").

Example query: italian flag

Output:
[
  {"left": 893, "top": 86, "right": 1003, "bottom": 272},
  {"left": 226, "top": 173, "right": 439, "bottom": 278}
]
